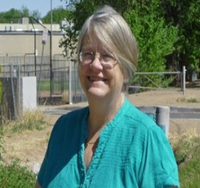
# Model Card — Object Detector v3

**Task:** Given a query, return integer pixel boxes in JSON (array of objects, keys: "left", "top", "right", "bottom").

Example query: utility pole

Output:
[
  {"left": 30, "top": 17, "right": 53, "bottom": 105},
  {"left": 29, "top": 18, "right": 37, "bottom": 76},
  {"left": 50, "top": 0, "right": 53, "bottom": 104}
]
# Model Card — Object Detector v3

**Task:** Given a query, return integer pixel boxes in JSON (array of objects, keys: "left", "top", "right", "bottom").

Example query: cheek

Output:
[
  {"left": 113, "top": 70, "right": 125, "bottom": 89},
  {"left": 78, "top": 64, "right": 88, "bottom": 75},
  {"left": 78, "top": 66, "right": 84, "bottom": 80},
  {"left": 78, "top": 66, "right": 88, "bottom": 88},
  {"left": 78, "top": 66, "right": 83, "bottom": 83},
  {"left": 114, "top": 67, "right": 124, "bottom": 81},
  {"left": 78, "top": 67, "right": 84, "bottom": 81}
]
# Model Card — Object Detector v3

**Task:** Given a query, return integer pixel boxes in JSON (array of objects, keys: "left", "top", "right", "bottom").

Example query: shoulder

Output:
[
  {"left": 120, "top": 99, "right": 168, "bottom": 145},
  {"left": 122, "top": 99, "right": 158, "bottom": 130},
  {"left": 55, "top": 107, "right": 88, "bottom": 126},
  {"left": 50, "top": 107, "right": 88, "bottom": 137}
]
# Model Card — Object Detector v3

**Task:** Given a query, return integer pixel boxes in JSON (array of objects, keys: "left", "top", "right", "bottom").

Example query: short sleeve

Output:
[
  {"left": 36, "top": 108, "right": 88, "bottom": 187},
  {"left": 37, "top": 147, "right": 48, "bottom": 186},
  {"left": 139, "top": 126, "right": 180, "bottom": 188},
  {"left": 37, "top": 115, "right": 65, "bottom": 187}
]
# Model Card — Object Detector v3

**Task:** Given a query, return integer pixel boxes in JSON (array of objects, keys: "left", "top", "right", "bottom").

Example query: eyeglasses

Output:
[{"left": 79, "top": 51, "right": 117, "bottom": 69}]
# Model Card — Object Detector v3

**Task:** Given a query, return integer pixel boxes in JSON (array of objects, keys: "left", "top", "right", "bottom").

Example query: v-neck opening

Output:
[{"left": 78, "top": 99, "right": 129, "bottom": 185}]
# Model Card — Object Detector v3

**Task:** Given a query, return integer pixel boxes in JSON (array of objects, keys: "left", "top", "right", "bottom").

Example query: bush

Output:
[
  {"left": 0, "top": 160, "right": 36, "bottom": 188},
  {"left": 0, "top": 111, "right": 45, "bottom": 188},
  {"left": 125, "top": 11, "right": 178, "bottom": 88},
  {"left": 170, "top": 130, "right": 200, "bottom": 187},
  {"left": 3, "top": 110, "right": 46, "bottom": 134}
]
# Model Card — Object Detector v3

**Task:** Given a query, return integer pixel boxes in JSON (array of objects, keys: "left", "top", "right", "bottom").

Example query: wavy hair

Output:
[{"left": 77, "top": 5, "right": 138, "bottom": 91}]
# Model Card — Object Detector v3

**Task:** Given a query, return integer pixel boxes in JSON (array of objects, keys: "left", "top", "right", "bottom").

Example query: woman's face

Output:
[{"left": 78, "top": 36, "right": 125, "bottom": 101}]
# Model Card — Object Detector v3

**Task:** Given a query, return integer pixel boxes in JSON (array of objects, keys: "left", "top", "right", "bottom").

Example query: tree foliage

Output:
[
  {"left": 162, "top": 0, "right": 200, "bottom": 77},
  {"left": 60, "top": 0, "right": 200, "bottom": 82},
  {"left": 125, "top": 2, "right": 178, "bottom": 86},
  {"left": 59, "top": 20, "right": 78, "bottom": 59},
  {"left": 42, "top": 7, "right": 72, "bottom": 24},
  {"left": 0, "top": 6, "right": 41, "bottom": 23},
  {"left": 1, "top": 1, "right": 199, "bottom": 82},
  {"left": 125, "top": 3, "right": 178, "bottom": 73}
]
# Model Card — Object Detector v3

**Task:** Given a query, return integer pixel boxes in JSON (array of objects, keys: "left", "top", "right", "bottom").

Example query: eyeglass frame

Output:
[{"left": 79, "top": 51, "right": 118, "bottom": 69}]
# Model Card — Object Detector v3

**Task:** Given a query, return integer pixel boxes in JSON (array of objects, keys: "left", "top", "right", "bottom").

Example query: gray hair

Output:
[{"left": 77, "top": 5, "right": 138, "bottom": 91}]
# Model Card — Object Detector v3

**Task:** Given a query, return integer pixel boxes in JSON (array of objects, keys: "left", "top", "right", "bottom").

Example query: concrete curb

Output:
[{"left": 39, "top": 104, "right": 200, "bottom": 120}]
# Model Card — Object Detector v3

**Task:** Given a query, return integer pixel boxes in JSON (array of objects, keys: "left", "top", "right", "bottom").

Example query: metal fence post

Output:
[
  {"left": 10, "top": 63, "right": 17, "bottom": 119},
  {"left": 17, "top": 62, "right": 21, "bottom": 116},
  {"left": 156, "top": 106, "right": 170, "bottom": 138},
  {"left": 68, "top": 60, "right": 72, "bottom": 105},
  {"left": 182, "top": 66, "right": 186, "bottom": 95}
]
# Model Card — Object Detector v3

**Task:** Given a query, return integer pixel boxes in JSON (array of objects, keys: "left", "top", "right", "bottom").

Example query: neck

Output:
[{"left": 87, "top": 93, "right": 125, "bottom": 137}]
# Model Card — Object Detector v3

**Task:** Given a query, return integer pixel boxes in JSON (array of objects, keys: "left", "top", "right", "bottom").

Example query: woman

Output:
[{"left": 35, "top": 5, "right": 179, "bottom": 188}]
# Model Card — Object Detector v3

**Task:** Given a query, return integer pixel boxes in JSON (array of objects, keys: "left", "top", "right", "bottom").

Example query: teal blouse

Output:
[{"left": 37, "top": 99, "right": 180, "bottom": 188}]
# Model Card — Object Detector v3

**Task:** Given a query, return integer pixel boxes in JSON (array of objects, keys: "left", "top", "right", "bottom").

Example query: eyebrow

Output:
[{"left": 81, "top": 47, "right": 93, "bottom": 51}]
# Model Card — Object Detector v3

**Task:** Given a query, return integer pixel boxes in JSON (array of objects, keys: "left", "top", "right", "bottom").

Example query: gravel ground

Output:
[{"left": 2, "top": 88, "right": 200, "bottom": 172}]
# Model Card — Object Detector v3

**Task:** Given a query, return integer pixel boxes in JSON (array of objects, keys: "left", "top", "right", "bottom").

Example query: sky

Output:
[{"left": 0, "top": 0, "right": 67, "bottom": 17}]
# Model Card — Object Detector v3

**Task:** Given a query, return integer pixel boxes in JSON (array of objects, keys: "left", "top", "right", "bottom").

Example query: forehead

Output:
[
  {"left": 81, "top": 32, "right": 110, "bottom": 52},
  {"left": 82, "top": 34, "right": 100, "bottom": 49}
]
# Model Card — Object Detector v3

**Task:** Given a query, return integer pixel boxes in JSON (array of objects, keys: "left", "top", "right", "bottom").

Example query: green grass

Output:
[
  {"left": 37, "top": 80, "right": 50, "bottom": 91},
  {"left": 187, "top": 97, "right": 198, "bottom": 103},
  {"left": 0, "top": 160, "right": 36, "bottom": 188},
  {"left": 170, "top": 130, "right": 200, "bottom": 187},
  {"left": 0, "top": 111, "right": 46, "bottom": 188},
  {"left": 177, "top": 96, "right": 198, "bottom": 103},
  {"left": 1, "top": 113, "right": 200, "bottom": 187},
  {"left": 37, "top": 80, "right": 69, "bottom": 91},
  {"left": 3, "top": 110, "right": 46, "bottom": 134}
]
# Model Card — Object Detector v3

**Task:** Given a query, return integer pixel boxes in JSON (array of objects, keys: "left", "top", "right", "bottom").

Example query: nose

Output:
[{"left": 90, "top": 53, "right": 103, "bottom": 71}]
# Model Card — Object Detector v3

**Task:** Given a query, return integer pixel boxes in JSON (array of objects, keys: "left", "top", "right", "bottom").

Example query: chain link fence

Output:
[
  {"left": 0, "top": 55, "right": 187, "bottom": 122},
  {"left": 0, "top": 55, "right": 86, "bottom": 121}
]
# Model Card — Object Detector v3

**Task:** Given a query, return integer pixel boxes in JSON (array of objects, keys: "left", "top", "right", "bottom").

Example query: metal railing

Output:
[
  {"left": 129, "top": 66, "right": 186, "bottom": 94},
  {"left": 0, "top": 55, "right": 187, "bottom": 115}
]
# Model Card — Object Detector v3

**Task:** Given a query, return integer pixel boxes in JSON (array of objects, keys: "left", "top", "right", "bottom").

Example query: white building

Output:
[{"left": 0, "top": 17, "right": 66, "bottom": 57}]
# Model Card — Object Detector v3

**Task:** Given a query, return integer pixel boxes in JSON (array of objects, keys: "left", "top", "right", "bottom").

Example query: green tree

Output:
[
  {"left": 30, "top": 10, "right": 41, "bottom": 19},
  {"left": 124, "top": 1, "right": 178, "bottom": 72},
  {"left": 21, "top": 5, "right": 29, "bottom": 17},
  {"left": 42, "top": 7, "right": 72, "bottom": 24},
  {"left": 62, "top": 0, "right": 200, "bottom": 81},
  {"left": 61, "top": 0, "right": 80, "bottom": 9},
  {"left": 61, "top": 0, "right": 178, "bottom": 84},
  {"left": 0, "top": 6, "right": 41, "bottom": 23},
  {"left": 162, "top": 0, "right": 200, "bottom": 79},
  {"left": 126, "top": 10, "right": 178, "bottom": 86},
  {"left": 0, "top": 8, "right": 23, "bottom": 23},
  {"left": 59, "top": 20, "right": 78, "bottom": 58}
]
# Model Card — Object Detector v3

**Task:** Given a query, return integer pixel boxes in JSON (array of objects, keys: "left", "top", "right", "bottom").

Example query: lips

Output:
[{"left": 88, "top": 76, "right": 107, "bottom": 82}]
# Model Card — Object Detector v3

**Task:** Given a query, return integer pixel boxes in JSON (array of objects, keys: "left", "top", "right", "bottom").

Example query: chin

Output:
[{"left": 86, "top": 87, "right": 109, "bottom": 99}]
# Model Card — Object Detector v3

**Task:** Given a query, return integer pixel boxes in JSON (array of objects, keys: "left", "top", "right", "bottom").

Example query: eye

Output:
[
  {"left": 101, "top": 52, "right": 115, "bottom": 62},
  {"left": 81, "top": 51, "right": 94, "bottom": 61}
]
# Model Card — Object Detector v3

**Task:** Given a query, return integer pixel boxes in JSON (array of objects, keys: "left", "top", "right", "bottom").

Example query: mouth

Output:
[{"left": 88, "top": 76, "right": 107, "bottom": 82}]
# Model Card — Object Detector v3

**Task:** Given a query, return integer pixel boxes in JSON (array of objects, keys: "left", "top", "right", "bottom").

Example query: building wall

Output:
[
  {"left": 0, "top": 23, "right": 61, "bottom": 32},
  {"left": 0, "top": 22, "right": 65, "bottom": 57},
  {"left": 0, "top": 32, "right": 64, "bottom": 56}
]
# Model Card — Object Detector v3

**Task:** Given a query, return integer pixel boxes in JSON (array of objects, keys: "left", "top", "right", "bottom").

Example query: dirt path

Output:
[
  {"left": 127, "top": 89, "right": 200, "bottom": 134},
  {"left": 2, "top": 89, "right": 200, "bottom": 172}
]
